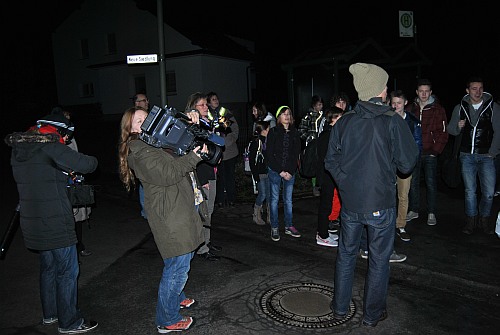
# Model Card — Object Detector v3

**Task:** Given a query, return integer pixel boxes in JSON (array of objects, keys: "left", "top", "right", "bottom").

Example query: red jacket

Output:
[{"left": 407, "top": 96, "right": 448, "bottom": 155}]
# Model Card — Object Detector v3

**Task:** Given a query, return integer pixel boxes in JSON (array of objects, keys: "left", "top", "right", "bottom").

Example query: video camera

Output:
[{"left": 140, "top": 105, "right": 224, "bottom": 165}]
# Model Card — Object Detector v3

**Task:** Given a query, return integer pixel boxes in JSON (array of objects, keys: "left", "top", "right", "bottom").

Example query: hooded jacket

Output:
[
  {"left": 325, "top": 100, "right": 419, "bottom": 213},
  {"left": 127, "top": 139, "right": 204, "bottom": 259},
  {"left": 4, "top": 131, "right": 98, "bottom": 250}
]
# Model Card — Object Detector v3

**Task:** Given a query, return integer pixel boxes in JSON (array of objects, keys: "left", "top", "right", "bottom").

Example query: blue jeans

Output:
[
  {"left": 139, "top": 183, "right": 146, "bottom": 219},
  {"left": 40, "top": 245, "right": 83, "bottom": 330},
  {"left": 255, "top": 174, "right": 270, "bottom": 207},
  {"left": 156, "top": 252, "right": 193, "bottom": 327},
  {"left": 332, "top": 207, "right": 395, "bottom": 324},
  {"left": 268, "top": 168, "right": 295, "bottom": 229},
  {"left": 409, "top": 154, "right": 437, "bottom": 213},
  {"left": 460, "top": 153, "right": 495, "bottom": 217}
]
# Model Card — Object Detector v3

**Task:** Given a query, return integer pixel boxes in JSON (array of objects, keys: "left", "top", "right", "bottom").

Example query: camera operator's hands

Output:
[
  {"left": 186, "top": 111, "right": 200, "bottom": 125},
  {"left": 193, "top": 143, "right": 208, "bottom": 158}
]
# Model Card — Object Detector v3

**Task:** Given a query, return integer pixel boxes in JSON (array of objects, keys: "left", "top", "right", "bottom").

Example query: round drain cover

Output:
[{"left": 260, "top": 282, "right": 355, "bottom": 328}]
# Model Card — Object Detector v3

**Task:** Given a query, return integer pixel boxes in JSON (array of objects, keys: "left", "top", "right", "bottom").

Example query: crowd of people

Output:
[{"left": 5, "top": 64, "right": 499, "bottom": 333}]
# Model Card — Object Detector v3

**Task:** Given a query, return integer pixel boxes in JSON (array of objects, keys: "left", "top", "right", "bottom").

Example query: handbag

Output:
[
  {"left": 67, "top": 183, "right": 95, "bottom": 206},
  {"left": 442, "top": 133, "right": 463, "bottom": 188}
]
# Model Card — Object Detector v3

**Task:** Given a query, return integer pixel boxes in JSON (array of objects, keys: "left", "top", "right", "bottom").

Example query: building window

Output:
[
  {"left": 107, "top": 33, "right": 116, "bottom": 55},
  {"left": 166, "top": 71, "right": 176, "bottom": 95},
  {"left": 79, "top": 82, "right": 94, "bottom": 98},
  {"left": 80, "top": 39, "right": 89, "bottom": 59}
]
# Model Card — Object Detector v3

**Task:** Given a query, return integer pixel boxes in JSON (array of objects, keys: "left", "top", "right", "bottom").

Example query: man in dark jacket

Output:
[
  {"left": 325, "top": 63, "right": 419, "bottom": 327},
  {"left": 4, "top": 113, "right": 99, "bottom": 333},
  {"left": 447, "top": 76, "right": 500, "bottom": 235}
]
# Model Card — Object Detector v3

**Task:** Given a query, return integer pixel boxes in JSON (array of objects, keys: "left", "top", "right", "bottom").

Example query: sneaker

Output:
[
  {"left": 390, "top": 251, "right": 407, "bottom": 263},
  {"left": 42, "top": 317, "right": 58, "bottom": 325},
  {"left": 79, "top": 250, "right": 92, "bottom": 257},
  {"left": 271, "top": 228, "right": 280, "bottom": 241},
  {"left": 427, "top": 213, "right": 437, "bottom": 226},
  {"left": 316, "top": 234, "right": 339, "bottom": 247},
  {"left": 406, "top": 211, "right": 419, "bottom": 222},
  {"left": 359, "top": 249, "right": 369, "bottom": 259},
  {"left": 157, "top": 317, "right": 193, "bottom": 333},
  {"left": 285, "top": 226, "right": 301, "bottom": 238},
  {"left": 180, "top": 298, "right": 195, "bottom": 309},
  {"left": 362, "top": 310, "right": 388, "bottom": 327},
  {"left": 313, "top": 186, "right": 321, "bottom": 197},
  {"left": 58, "top": 319, "right": 98, "bottom": 334},
  {"left": 328, "top": 219, "right": 340, "bottom": 233},
  {"left": 397, "top": 228, "right": 411, "bottom": 242}
]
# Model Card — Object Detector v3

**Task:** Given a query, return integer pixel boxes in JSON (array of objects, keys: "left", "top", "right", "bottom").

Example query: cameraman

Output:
[
  {"left": 118, "top": 106, "right": 208, "bottom": 333},
  {"left": 207, "top": 92, "right": 239, "bottom": 208}
]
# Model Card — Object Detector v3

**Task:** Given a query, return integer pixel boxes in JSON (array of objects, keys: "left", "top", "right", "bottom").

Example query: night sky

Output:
[{"left": 5, "top": 1, "right": 500, "bottom": 118}]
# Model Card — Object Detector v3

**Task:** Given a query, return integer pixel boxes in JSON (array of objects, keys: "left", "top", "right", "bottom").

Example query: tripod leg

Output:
[{"left": 0, "top": 203, "right": 21, "bottom": 260}]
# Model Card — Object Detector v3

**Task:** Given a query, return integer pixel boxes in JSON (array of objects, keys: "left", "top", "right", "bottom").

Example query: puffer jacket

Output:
[
  {"left": 4, "top": 132, "right": 98, "bottom": 250},
  {"left": 325, "top": 100, "right": 419, "bottom": 213},
  {"left": 127, "top": 139, "right": 204, "bottom": 259}
]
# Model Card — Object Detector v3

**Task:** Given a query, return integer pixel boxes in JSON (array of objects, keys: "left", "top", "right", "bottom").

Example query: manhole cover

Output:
[{"left": 259, "top": 282, "right": 355, "bottom": 328}]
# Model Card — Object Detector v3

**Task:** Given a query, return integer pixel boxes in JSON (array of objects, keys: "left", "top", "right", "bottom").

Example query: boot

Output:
[
  {"left": 480, "top": 216, "right": 494, "bottom": 235},
  {"left": 266, "top": 204, "right": 271, "bottom": 224},
  {"left": 462, "top": 216, "right": 477, "bottom": 235},
  {"left": 253, "top": 204, "right": 265, "bottom": 225}
]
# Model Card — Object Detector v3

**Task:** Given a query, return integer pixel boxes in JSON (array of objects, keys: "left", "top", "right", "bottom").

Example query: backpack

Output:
[{"left": 299, "top": 137, "right": 318, "bottom": 178}]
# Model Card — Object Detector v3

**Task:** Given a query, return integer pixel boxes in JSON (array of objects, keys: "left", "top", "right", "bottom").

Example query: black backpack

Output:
[{"left": 299, "top": 138, "right": 318, "bottom": 178}]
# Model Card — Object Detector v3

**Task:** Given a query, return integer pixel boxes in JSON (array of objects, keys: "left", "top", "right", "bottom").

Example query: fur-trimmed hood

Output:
[{"left": 5, "top": 132, "right": 60, "bottom": 162}]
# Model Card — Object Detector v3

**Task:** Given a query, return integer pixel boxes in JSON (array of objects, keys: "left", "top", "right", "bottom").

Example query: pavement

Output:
[{"left": 1, "top": 116, "right": 500, "bottom": 334}]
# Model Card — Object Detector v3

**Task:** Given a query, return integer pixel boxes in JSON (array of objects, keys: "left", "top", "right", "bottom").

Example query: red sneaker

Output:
[
  {"left": 180, "top": 298, "right": 195, "bottom": 309},
  {"left": 157, "top": 317, "right": 193, "bottom": 333}
]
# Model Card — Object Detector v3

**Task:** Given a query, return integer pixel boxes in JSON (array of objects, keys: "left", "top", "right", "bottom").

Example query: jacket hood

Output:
[
  {"left": 355, "top": 100, "right": 393, "bottom": 119},
  {"left": 4, "top": 132, "right": 60, "bottom": 162}
]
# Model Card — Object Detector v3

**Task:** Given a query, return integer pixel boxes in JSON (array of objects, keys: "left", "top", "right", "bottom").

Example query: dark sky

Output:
[{"left": 5, "top": 1, "right": 500, "bottom": 115}]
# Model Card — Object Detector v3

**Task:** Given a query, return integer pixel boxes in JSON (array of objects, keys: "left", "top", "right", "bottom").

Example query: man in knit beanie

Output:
[
  {"left": 325, "top": 63, "right": 419, "bottom": 327},
  {"left": 349, "top": 63, "right": 389, "bottom": 101}
]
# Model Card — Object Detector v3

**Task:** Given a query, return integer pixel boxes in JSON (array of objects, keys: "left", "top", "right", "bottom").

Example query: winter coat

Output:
[
  {"left": 265, "top": 125, "right": 301, "bottom": 175},
  {"left": 4, "top": 132, "right": 98, "bottom": 251},
  {"left": 127, "top": 139, "right": 204, "bottom": 259},
  {"left": 248, "top": 135, "right": 267, "bottom": 182},
  {"left": 325, "top": 100, "right": 419, "bottom": 213},
  {"left": 210, "top": 106, "right": 239, "bottom": 161},
  {"left": 407, "top": 96, "right": 448, "bottom": 155}
]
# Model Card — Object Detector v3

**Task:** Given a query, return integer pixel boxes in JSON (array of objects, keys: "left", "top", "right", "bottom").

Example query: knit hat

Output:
[
  {"left": 276, "top": 105, "right": 290, "bottom": 118},
  {"left": 37, "top": 113, "right": 75, "bottom": 138},
  {"left": 349, "top": 63, "right": 389, "bottom": 101}
]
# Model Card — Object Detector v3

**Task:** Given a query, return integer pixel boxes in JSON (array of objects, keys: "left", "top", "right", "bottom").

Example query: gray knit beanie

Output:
[{"left": 349, "top": 63, "right": 389, "bottom": 101}]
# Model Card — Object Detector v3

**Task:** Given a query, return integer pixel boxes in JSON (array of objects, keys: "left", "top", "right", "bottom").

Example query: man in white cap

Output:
[{"left": 325, "top": 63, "right": 419, "bottom": 327}]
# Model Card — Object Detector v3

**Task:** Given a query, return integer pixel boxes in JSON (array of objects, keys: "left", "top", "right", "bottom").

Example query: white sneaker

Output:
[
  {"left": 316, "top": 234, "right": 338, "bottom": 247},
  {"left": 427, "top": 213, "right": 437, "bottom": 226},
  {"left": 390, "top": 251, "right": 407, "bottom": 263},
  {"left": 359, "top": 249, "right": 369, "bottom": 259},
  {"left": 406, "top": 211, "right": 419, "bottom": 222}
]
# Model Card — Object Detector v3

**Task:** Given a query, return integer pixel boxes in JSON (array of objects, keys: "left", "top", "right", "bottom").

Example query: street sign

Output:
[
  {"left": 127, "top": 54, "right": 158, "bottom": 64},
  {"left": 399, "top": 11, "right": 414, "bottom": 38}
]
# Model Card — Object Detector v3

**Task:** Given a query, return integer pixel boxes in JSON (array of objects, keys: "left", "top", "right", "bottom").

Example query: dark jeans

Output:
[
  {"left": 332, "top": 207, "right": 395, "bottom": 324},
  {"left": 216, "top": 156, "right": 237, "bottom": 204},
  {"left": 408, "top": 154, "right": 437, "bottom": 213},
  {"left": 40, "top": 245, "right": 83, "bottom": 330}
]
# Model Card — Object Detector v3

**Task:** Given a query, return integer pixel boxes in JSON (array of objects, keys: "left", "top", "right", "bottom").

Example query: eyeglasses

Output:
[
  {"left": 196, "top": 104, "right": 208, "bottom": 107},
  {"left": 135, "top": 99, "right": 147, "bottom": 103}
]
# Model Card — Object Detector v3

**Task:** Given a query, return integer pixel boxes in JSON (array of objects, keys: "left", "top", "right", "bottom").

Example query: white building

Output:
[{"left": 52, "top": 0, "right": 255, "bottom": 116}]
